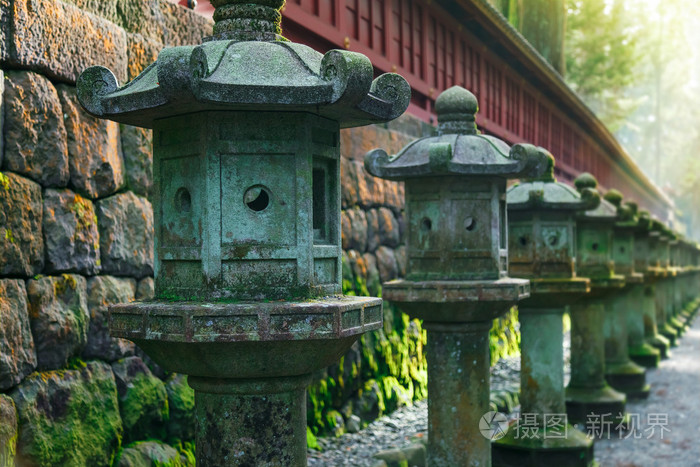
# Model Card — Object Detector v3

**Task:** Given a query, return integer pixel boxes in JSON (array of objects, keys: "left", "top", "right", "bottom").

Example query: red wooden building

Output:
[{"left": 172, "top": 0, "right": 674, "bottom": 221}]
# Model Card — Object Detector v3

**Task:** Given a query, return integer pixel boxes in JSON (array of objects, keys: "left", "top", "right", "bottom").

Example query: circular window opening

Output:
[
  {"left": 421, "top": 218, "right": 432, "bottom": 233},
  {"left": 174, "top": 187, "right": 191, "bottom": 213},
  {"left": 592, "top": 243, "right": 599, "bottom": 251},
  {"left": 519, "top": 236, "right": 528, "bottom": 246},
  {"left": 244, "top": 186, "right": 271, "bottom": 212},
  {"left": 465, "top": 217, "right": 476, "bottom": 232},
  {"left": 549, "top": 235, "right": 558, "bottom": 247}
]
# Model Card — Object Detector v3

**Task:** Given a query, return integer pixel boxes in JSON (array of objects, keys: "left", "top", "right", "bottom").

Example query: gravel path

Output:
[
  {"left": 307, "top": 317, "right": 699, "bottom": 466},
  {"left": 594, "top": 316, "right": 700, "bottom": 467}
]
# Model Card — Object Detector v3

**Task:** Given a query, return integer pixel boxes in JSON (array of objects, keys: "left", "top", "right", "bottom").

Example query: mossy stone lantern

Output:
[
  {"left": 628, "top": 208, "right": 662, "bottom": 367},
  {"left": 365, "top": 86, "right": 548, "bottom": 466},
  {"left": 600, "top": 189, "right": 650, "bottom": 398},
  {"left": 651, "top": 223, "right": 680, "bottom": 346},
  {"left": 493, "top": 157, "right": 597, "bottom": 467},
  {"left": 565, "top": 174, "right": 628, "bottom": 427},
  {"left": 77, "top": 2, "right": 410, "bottom": 465},
  {"left": 668, "top": 234, "right": 690, "bottom": 334},
  {"left": 642, "top": 218, "right": 673, "bottom": 357}
]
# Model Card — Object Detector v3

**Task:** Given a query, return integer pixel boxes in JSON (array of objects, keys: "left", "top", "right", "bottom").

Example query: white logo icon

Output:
[{"left": 480, "top": 411, "right": 509, "bottom": 440}]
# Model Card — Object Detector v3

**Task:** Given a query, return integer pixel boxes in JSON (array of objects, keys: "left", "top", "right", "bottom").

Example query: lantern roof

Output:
[
  {"left": 364, "top": 86, "right": 549, "bottom": 180},
  {"left": 77, "top": 1, "right": 410, "bottom": 129},
  {"left": 507, "top": 153, "right": 600, "bottom": 211}
]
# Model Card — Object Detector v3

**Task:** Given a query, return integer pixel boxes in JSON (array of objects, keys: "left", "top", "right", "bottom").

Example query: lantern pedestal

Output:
[
  {"left": 110, "top": 297, "right": 382, "bottom": 465},
  {"left": 627, "top": 281, "right": 661, "bottom": 368},
  {"left": 492, "top": 279, "right": 594, "bottom": 467},
  {"left": 384, "top": 279, "right": 529, "bottom": 467},
  {"left": 603, "top": 276, "right": 649, "bottom": 399},
  {"left": 656, "top": 277, "right": 679, "bottom": 347}
]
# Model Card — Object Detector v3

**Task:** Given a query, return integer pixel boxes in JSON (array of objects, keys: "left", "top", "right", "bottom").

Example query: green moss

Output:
[
  {"left": 0, "top": 172, "right": 9, "bottom": 191},
  {"left": 119, "top": 373, "right": 169, "bottom": 443},
  {"left": 306, "top": 426, "right": 320, "bottom": 451},
  {"left": 4, "top": 229, "right": 15, "bottom": 244},
  {"left": 13, "top": 365, "right": 122, "bottom": 466}
]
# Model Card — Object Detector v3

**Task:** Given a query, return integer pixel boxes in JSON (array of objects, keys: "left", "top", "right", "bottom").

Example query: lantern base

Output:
[
  {"left": 565, "top": 385, "right": 627, "bottom": 428},
  {"left": 492, "top": 424, "right": 594, "bottom": 467},
  {"left": 646, "top": 334, "right": 671, "bottom": 359},
  {"left": 628, "top": 343, "right": 661, "bottom": 368},
  {"left": 604, "top": 361, "right": 650, "bottom": 399}
]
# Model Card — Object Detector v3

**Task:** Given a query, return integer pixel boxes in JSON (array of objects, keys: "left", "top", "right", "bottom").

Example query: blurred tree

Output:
[{"left": 564, "top": 0, "right": 643, "bottom": 131}]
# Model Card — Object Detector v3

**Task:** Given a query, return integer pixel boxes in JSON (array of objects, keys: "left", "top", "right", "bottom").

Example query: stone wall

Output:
[{"left": 0, "top": 1, "right": 211, "bottom": 465}]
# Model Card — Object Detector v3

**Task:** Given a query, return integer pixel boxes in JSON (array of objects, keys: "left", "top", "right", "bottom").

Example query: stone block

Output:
[
  {"left": 366, "top": 209, "right": 380, "bottom": 253},
  {"left": 378, "top": 207, "right": 400, "bottom": 248},
  {"left": 341, "top": 210, "right": 352, "bottom": 250},
  {"left": 57, "top": 85, "right": 125, "bottom": 199},
  {"left": 26, "top": 275, "right": 90, "bottom": 370},
  {"left": 2, "top": 71, "right": 69, "bottom": 187},
  {"left": 136, "top": 277, "right": 155, "bottom": 300},
  {"left": 0, "top": 394, "right": 17, "bottom": 466},
  {"left": 43, "top": 189, "right": 101, "bottom": 275},
  {"left": 0, "top": 280, "right": 36, "bottom": 390},
  {"left": 126, "top": 32, "right": 162, "bottom": 81},
  {"left": 121, "top": 125, "right": 153, "bottom": 197},
  {"left": 0, "top": 172, "right": 44, "bottom": 276},
  {"left": 346, "top": 207, "right": 368, "bottom": 253},
  {"left": 383, "top": 180, "right": 405, "bottom": 212},
  {"left": 340, "top": 156, "right": 358, "bottom": 208},
  {"left": 116, "top": 440, "right": 183, "bottom": 467},
  {"left": 340, "top": 124, "right": 416, "bottom": 163},
  {"left": 83, "top": 275, "right": 137, "bottom": 361},
  {"left": 376, "top": 246, "right": 399, "bottom": 283},
  {"left": 0, "top": 70, "right": 4, "bottom": 168},
  {"left": 165, "top": 373, "right": 195, "bottom": 441},
  {"left": 7, "top": 0, "right": 128, "bottom": 84},
  {"left": 159, "top": 0, "right": 213, "bottom": 46},
  {"left": 0, "top": 0, "right": 10, "bottom": 63},
  {"left": 395, "top": 245, "right": 407, "bottom": 278},
  {"left": 111, "top": 356, "right": 168, "bottom": 443},
  {"left": 362, "top": 252, "right": 381, "bottom": 296},
  {"left": 10, "top": 361, "right": 122, "bottom": 466},
  {"left": 97, "top": 192, "right": 154, "bottom": 278}
]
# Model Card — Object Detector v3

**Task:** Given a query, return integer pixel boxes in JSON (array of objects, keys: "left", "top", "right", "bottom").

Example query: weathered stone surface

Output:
[
  {"left": 0, "top": 1, "right": 10, "bottom": 63},
  {"left": 0, "top": 70, "right": 4, "bottom": 168},
  {"left": 57, "top": 85, "right": 125, "bottom": 199},
  {"left": 2, "top": 71, "right": 69, "bottom": 187},
  {"left": 383, "top": 180, "right": 405, "bottom": 212},
  {"left": 111, "top": 356, "right": 168, "bottom": 443},
  {"left": 8, "top": 0, "right": 128, "bottom": 84},
  {"left": 0, "top": 280, "right": 36, "bottom": 391},
  {"left": 355, "top": 379, "right": 384, "bottom": 423},
  {"left": 84, "top": 275, "right": 136, "bottom": 361},
  {"left": 340, "top": 124, "right": 415, "bottom": 163},
  {"left": 378, "top": 207, "right": 400, "bottom": 248},
  {"left": 0, "top": 172, "right": 44, "bottom": 276},
  {"left": 116, "top": 440, "right": 182, "bottom": 467},
  {"left": 165, "top": 373, "right": 195, "bottom": 441},
  {"left": 26, "top": 275, "right": 90, "bottom": 370},
  {"left": 347, "top": 250, "right": 367, "bottom": 283},
  {"left": 97, "top": 192, "right": 154, "bottom": 278},
  {"left": 10, "top": 361, "right": 122, "bottom": 466},
  {"left": 121, "top": 125, "right": 153, "bottom": 197},
  {"left": 0, "top": 394, "right": 17, "bottom": 466},
  {"left": 160, "top": 0, "right": 213, "bottom": 46},
  {"left": 136, "top": 277, "right": 155, "bottom": 301},
  {"left": 126, "top": 32, "right": 161, "bottom": 81},
  {"left": 376, "top": 246, "right": 399, "bottom": 283},
  {"left": 366, "top": 209, "right": 381, "bottom": 252},
  {"left": 64, "top": 0, "right": 212, "bottom": 46},
  {"left": 346, "top": 207, "right": 368, "bottom": 253},
  {"left": 43, "top": 189, "right": 101, "bottom": 275}
]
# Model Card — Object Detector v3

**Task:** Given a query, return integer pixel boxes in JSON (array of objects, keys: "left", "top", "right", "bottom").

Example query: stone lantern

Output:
[
  {"left": 564, "top": 173, "right": 628, "bottom": 427},
  {"left": 77, "top": 2, "right": 410, "bottom": 465},
  {"left": 668, "top": 234, "right": 689, "bottom": 334},
  {"left": 652, "top": 223, "right": 679, "bottom": 347},
  {"left": 493, "top": 158, "right": 597, "bottom": 467},
  {"left": 628, "top": 208, "right": 662, "bottom": 367},
  {"left": 364, "top": 86, "right": 548, "bottom": 466},
  {"left": 641, "top": 216, "right": 672, "bottom": 358},
  {"left": 600, "top": 190, "right": 649, "bottom": 398}
]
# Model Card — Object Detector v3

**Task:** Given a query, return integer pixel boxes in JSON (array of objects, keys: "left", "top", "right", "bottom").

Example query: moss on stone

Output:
[
  {"left": 119, "top": 372, "right": 169, "bottom": 443},
  {"left": 0, "top": 173, "right": 9, "bottom": 191}
]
